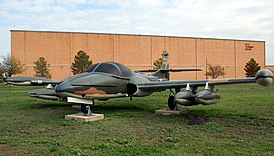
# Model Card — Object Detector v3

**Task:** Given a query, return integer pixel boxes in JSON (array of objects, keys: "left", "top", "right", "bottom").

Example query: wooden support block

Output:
[
  {"left": 155, "top": 108, "right": 188, "bottom": 115},
  {"left": 65, "top": 113, "right": 104, "bottom": 122}
]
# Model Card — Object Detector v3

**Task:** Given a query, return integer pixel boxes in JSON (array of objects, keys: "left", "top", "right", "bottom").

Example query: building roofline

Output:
[{"left": 10, "top": 29, "right": 265, "bottom": 43}]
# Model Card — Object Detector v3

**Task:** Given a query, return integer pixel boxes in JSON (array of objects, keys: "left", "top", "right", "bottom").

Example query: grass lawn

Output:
[{"left": 0, "top": 83, "right": 273, "bottom": 155}]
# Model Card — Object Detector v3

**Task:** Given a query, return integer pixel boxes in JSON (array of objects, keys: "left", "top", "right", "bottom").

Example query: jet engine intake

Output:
[
  {"left": 127, "top": 83, "right": 152, "bottom": 97},
  {"left": 127, "top": 75, "right": 153, "bottom": 97}
]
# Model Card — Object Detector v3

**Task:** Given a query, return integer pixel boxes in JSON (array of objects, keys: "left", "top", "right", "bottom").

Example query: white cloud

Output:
[{"left": 0, "top": 0, "right": 274, "bottom": 64}]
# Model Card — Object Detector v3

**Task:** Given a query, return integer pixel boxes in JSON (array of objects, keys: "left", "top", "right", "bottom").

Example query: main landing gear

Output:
[
  {"left": 167, "top": 88, "right": 180, "bottom": 110},
  {"left": 168, "top": 96, "right": 177, "bottom": 110}
]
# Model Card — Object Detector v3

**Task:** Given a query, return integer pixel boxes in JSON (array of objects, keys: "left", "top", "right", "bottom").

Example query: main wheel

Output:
[
  {"left": 81, "top": 104, "right": 91, "bottom": 114},
  {"left": 168, "top": 96, "right": 176, "bottom": 110}
]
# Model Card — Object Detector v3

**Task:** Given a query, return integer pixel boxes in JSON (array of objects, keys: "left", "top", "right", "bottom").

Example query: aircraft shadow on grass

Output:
[
  {"left": 29, "top": 101, "right": 251, "bottom": 118},
  {"left": 30, "top": 102, "right": 73, "bottom": 109},
  {"left": 28, "top": 100, "right": 272, "bottom": 126}
]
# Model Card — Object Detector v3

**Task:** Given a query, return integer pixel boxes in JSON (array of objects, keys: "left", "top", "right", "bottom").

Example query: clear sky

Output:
[{"left": 0, "top": 0, "right": 273, "bottom": 65}]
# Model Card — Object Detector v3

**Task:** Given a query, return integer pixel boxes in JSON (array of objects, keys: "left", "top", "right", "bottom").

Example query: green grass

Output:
[{"left": 0, "top": 83, "right": 273, "bottom": 156}]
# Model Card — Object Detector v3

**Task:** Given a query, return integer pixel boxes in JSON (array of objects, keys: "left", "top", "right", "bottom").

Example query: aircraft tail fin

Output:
[
  {"left": 152, "top": 51, "right": 170, "bottom": 80},
  {"left": 160, "top": 51, "right": 169, "bottom": 70},
  {"left": 151, "top": 51, "right": 202, "bottom": 80}
]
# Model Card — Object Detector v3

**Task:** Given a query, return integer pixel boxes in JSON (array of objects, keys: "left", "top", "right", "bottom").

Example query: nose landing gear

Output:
[{"left": 81, "top": 104, "right": 92, "bottom": 116}]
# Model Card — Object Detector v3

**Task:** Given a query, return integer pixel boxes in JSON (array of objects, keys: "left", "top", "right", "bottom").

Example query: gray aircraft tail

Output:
[
  {"left": 135, "top": 51, "right": 202, "bottom": 80},
  {"left": 152, "top": 51, "right": 170, "bottom": 80},
  {"left": 151, "top": 51, "right": 202, "bottom": 80}
]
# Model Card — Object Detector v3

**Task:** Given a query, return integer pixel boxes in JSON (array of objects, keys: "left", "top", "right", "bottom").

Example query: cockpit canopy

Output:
[{"left": 85, "top": 62, "right": 133, "bottom": 77}]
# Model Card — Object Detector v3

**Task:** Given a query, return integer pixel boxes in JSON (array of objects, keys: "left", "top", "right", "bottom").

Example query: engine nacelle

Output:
[
  {"left": 255, "top": 69, "right": 273, "bottom": 86},
  {"left": 195, "top": 90, "right": 220, "bottom": 105},
  {"left": 174, "top": 91, "right": 197, "bottom": 106}
]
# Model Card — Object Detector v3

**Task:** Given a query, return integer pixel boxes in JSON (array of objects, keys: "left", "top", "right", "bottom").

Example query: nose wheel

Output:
[{"left": 81, "top": 104, "right": 92, "bottom": 116}]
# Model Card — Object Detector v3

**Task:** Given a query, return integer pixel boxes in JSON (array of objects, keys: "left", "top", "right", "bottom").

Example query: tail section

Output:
[
  {"left": 160, "top": 51, "right": 169, "bottom": 70},
  {"left": 151, "top": 51, "right": 202, "bottom": 80},
  {"left": 152, "top": 51, "right": 170, "bottom": 80},
  {"left": 136, "top": 51, "right": 201, "bottom": 80}
]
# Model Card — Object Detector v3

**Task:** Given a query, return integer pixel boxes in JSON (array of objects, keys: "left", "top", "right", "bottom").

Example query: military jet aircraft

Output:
[{"left": 4, "top": 51, "right": 273, "bottom": 115}]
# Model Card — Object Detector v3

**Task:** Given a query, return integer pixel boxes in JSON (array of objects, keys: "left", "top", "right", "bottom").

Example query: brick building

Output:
[{"left": 11, "top": 30, "right": 266, "bottom": 80}]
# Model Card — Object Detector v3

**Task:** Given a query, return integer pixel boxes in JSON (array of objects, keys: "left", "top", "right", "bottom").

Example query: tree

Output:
[
  {"left": 0, "top": 63, "right": 4, "bottom": 82},
  {"left": 33, "top": 57, "right": 51, "bottom": 78},
  {"left": 244, "top": 58, "right": 261, "bottom": 77},
  {"left": 71, "top": 50, "right": 93, "bottom": 75},
  {"left": 0, "top": 62, "right": 4, "bottom": 74},
  {"left": 153, "top": 58, "right": 162, "bottom": 69},
  {"left": 206, "top": 64, "right": 226, "bottom": 79},
  {"left": 1, "top": 54, "right": 24, "bottom": 77}
]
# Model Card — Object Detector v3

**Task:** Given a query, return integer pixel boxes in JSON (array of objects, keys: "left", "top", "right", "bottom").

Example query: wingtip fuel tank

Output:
[{"left": 256, "top": 69, "right": 273, "bottom": 86}]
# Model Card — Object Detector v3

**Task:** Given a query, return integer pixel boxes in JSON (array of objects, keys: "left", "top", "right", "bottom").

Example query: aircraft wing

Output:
[
  {"left": 137, "top": 78, "right": 257, "bottom": 91},
  {"left": 5, "top": 76, "right": 60, "bottom": 86},
  {"left": 136, "top": 68, "right": 202, "bottom": 72},
  {"left": 137, "top": 68, "right": 274, "bottom": 91}
]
